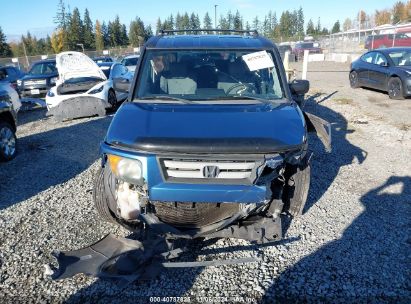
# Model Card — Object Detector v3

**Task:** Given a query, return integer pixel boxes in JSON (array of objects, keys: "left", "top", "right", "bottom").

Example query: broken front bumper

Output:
[{"left": 47, "top": 96, "right": 106, "bottom": 121}]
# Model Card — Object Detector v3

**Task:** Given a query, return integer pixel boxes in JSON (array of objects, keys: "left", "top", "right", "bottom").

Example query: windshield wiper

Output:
[
  {"left": 137, "top": 95, "right": 197, "bottom": 104},
  {"left": 217, "top": 95, "right": 272, "bottom": 104}
]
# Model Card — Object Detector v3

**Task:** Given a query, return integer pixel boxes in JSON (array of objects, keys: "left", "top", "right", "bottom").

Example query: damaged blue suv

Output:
[{"left": 93, "top": 30, "right": 331, "bottom": 243}]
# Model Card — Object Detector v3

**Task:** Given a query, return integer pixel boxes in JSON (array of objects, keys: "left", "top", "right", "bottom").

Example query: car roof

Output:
[
  {"left": 145, "top": 34, "right": 275, "bottom": 50},
  {"left": 122, "top": 54, "right": 140, "bottom": 59},
  {"left": 97, "top": 62, "right": 114, "bottom": 67},
  {"left": 372, "top": 47, "right": 411, "bottom": 54}
]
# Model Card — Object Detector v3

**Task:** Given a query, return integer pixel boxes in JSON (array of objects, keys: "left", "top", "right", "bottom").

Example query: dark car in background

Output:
[
  {"left": 0, "top": 66, "right": 25, "bottom": 90},
  {"left": 278, "top": 44, "right": 292, "bottom": 61},
  {"left": 365, "top": 33, "right": 411, "bottom": 50},
  {"left": 17, "top": 59, "right": 58, "bottom": 98},
  {"left": 292, "top": 42, "right": 322, "bottom": 61},
  {"left": 350, "top": 47, "right": 411, "bottom": 99},
  {"left": 92, "top": 56, "right": 113, "bottom": 63}
]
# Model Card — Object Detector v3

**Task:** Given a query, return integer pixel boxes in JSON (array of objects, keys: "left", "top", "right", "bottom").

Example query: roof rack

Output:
[{"left": 158, "top": 29, "right": 259, "bottom": 36}]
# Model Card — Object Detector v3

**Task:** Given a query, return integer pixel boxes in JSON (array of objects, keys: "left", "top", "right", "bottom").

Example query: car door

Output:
[
  {"left": 357, "top": 52, "right": 376, "bottom": 85},
  {"left": 368, "top": 52, "right": 390, "bottom": 90}
]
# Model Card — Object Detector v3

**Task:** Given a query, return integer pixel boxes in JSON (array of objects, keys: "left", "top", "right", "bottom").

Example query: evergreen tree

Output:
[
  {"left": 121, "top": 24, "right": 129, "bottom": 46},
  {"left": 101, "top": 21, "right": 109, "bottom": 48},
  {"left": 297, "top": 7, "right": 304, "bottom": 37},
  {"left": 83, "top": 8, "right": 94, "bottom": 49},
  {"left": 156, "top": 18, "right": 162, "bottom": 33},
  {"left": 67, "top": 7, "right": 83, "bottom": 50},
  {"left": 252, "top": 16, "right": 260, "bottom": 33},
  {"left": 129, "top": 17, "right": 146, "bottom": 47},
  {"left": 181, "top": 13, "right": 190, "bottom": 31},
  {"left": 331, "top": 20, "right": 340, "bottom": 33},
  {"left": 306, "top": 19, "right": 315, "bottom": 35},
  {"left": 95, "top": 20, "right": 104, "bottom": 50},
  {"left": 145, "top": 25, "right": 153, "bottom": 39},
  {"left": 53, "top": 0, "right": 68, "bottom": 49},
  {"left": 0, "top": 27, "right": 12, "bottom": 57},
  {"left": 316, "top": 17, "right": 321, "bottom": 35},
  {"left": 233, "top": 10, "right": 243, "bottom": 30},
  {"left": 203, "top": 12, "right": 212, "bottom": 32},
  {"left": 175, "top": 13, "right": 183, "bottom": 30}
]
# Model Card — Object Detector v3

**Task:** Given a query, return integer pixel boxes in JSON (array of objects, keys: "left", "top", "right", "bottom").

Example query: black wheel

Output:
[
  {"left": 108, "top": 89, "right": 117, "bottom": 109},
  {"left": 349, "top": 71, "right": 360, "bottom": 88},
  {"left": 93, "top": 165, "right": 140, "bottom": 231},
  {"left": 226, "top": 83, "right": 258, "bottom": 95},
  {"left": 388, "top": 77, "right": 404, "bottom": 100},
  {"left": 282, "top": 162, "right": 311, "bottom": 217},
  {"left": 0, "top": 121, "right": 17, "bottom": 162}
]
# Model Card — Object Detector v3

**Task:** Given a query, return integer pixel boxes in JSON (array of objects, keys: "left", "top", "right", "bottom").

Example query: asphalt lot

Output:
[{"left": 0, "top": 61, "right": 410, "bottom": 303}]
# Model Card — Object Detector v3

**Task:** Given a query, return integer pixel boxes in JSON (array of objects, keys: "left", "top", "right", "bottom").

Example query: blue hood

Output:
[{"left": 106, "top": 102, "right": 306, "bottom": 154}]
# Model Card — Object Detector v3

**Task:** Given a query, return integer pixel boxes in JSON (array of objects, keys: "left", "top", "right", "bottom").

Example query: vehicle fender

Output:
[{"left": 303, "top": 111, "right": 331, "bottom": 152}]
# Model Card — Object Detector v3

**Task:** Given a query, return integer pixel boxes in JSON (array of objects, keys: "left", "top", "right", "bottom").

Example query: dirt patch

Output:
[{"left": 334, "top": 98, "right": 353, "bottom": 105}]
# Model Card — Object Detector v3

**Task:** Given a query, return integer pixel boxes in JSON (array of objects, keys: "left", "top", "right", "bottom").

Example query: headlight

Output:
[
  {"left": 108, "top": 154, "right": 143, "bottom": 185},
  {"left": 89, "top": 85, "right": 104, "bottom": 94},
  {"left": 17, "top": 80, "right": 22, "bottom": 86},
  {"left": 50, "top": 77, "right": 58, "bottom": 85},
  {"left": 405, "top": 70, "right": 411, "bottom": 77},
  {"left": 47, "top": 90, "right": 55, "bottom": 97}
]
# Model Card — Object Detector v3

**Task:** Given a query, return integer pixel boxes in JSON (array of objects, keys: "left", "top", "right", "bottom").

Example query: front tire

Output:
[
  {"left": 0, "top": 121, "right": 17, "bottom": 162},
  {"left": 282, "top": 162, "right": 311, "bottom": 217},
  {"left": 349, "top": 71, "right": 360, "bottom": 88},
  {"left": 108, "top": 89, "right": 117, "bottom": 109},
  {"left": 388, "top": 77, "right": 404, "bottom": 100}
]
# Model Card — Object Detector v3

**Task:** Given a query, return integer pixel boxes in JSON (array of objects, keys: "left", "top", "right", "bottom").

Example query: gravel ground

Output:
[{"left": 0, "top": 62, "right": 410, "bottom": 303}]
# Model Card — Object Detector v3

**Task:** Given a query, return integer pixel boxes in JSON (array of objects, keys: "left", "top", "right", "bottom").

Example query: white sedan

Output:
[{"left": 46, "top": 51, "right": 132, "bottom": 120}]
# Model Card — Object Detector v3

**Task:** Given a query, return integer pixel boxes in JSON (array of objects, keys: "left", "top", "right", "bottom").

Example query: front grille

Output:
[
  {"left": 160, "top": 158, "right": 260, "bottom": 183},
  {"left": 24, "top": 79, "right": 47, "bottom": 86},
  {"left": 152, "top": 201, "right": 240, "bottom": 228}
]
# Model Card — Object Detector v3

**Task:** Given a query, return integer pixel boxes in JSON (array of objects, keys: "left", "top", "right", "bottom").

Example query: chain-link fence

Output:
[{"left": 0, "top": 46, "right": 137, "bottom": 71}]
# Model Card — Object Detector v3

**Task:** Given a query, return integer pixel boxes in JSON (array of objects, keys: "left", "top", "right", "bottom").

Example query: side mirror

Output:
[
  {"left": 289, "top": 79, "right": 310, "bottom": 108},
  {"left": 379, "top": 62, "right": 388, "bottom": 67},
  {"left": 290, "top": 79, "right": 309, "bottom": 95}
]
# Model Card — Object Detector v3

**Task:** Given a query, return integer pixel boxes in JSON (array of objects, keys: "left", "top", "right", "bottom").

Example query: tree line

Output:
[{"left": 2, "top": 0, "right": 411, "bottom": 58}]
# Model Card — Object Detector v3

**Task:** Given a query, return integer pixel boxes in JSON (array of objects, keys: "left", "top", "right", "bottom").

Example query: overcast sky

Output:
[{"left": 2, "top": 0, "right": 399, "bottom": 41}]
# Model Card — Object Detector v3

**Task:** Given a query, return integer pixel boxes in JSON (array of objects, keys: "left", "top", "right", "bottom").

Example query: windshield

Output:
[
  {"left": 388, "top": 50, "right": 411, "bottom": 66},
  {"left": 122, "top": 57, "right": 139, "bottom": 66},
  {"left": 297, "top": 43, "right": 314, "bottom": 48},
  {"left": 134, "top": 49, "right": 284, "bottom": 104},
  {"left": 28, "top": 62, "right": 57, "bottom": 75}
]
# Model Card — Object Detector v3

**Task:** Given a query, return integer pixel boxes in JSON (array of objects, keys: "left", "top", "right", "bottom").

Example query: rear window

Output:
[
  {"left": 28, "top": 62, "right": 57, "bottom": 75},
  {"left": 297, "top": 43, "right": 314, "bottom": 48}
]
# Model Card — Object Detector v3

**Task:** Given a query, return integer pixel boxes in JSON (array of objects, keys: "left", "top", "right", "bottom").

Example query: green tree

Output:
[
  {"left": 101, "top": 21, "right": 109, "bottom": 48},
  {"left": 306, "top": 19, "right": 315, "bottom": 35},
  {"left": 203, "top": 12, "right": 212, "bottom": 32},
  {"left": 95, "top": 20, "right": 104, "bottom": 50},
  {"left": 189, "top": 13, "right": 201, "bottom": 32},
  {"left": 233, "top": 10, "right": 242, "bottom": 30},
  {"left": 297, "top": 7, "right": 304, "bottom": 38},
  {"left": 129, "top": 17, "right": 146, "bottom": 47},
  {"left": 156, "top": 17, "right": 163, "bottom": 33},
  {"left": 315, "top": 17, "right": 321, "bottom": 35},
  {"left": 83, "top": 8, "right": 94, "bottom": 49},
  {"left": 121, "top": 24, "right": 129, "bottom": 45},
  {"left": 145, "top": 25, "right": 153, "bottom": 39},
  {"left": 331, "top": 20, "right": 340, "bottom": 33},
  {"left": 0, "top": 27, "right": 12, "bottom": 57},
  {"left": 181, "top": 13, "right": 190, "bottom": 31},
  {"left": 53, "top": 0, "right": 68, "bottom": 49},
  {"left": 67, "top": 7, "right": 83, "bottom": 50}
]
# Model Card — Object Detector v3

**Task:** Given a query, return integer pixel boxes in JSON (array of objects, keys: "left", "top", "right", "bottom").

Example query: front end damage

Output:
[
  {"left": 47, "top": 96, "right": 106, "bottom": 121},
  {"left": 46, "top": 95, "right": 331, "bottom": 281}
]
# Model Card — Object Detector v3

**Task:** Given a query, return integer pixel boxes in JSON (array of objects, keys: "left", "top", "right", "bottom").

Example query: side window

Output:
[
  {"left": 120, "top": 65, "right": 128, "bottom": 75},
  {"left": 361, "top": 52, "right": 376, "bottom": 64},
  {"left": 374, "top": 53, "right": 388, "bottom": 65}
]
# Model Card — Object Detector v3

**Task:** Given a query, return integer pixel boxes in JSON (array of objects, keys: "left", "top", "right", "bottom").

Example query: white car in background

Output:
[
  {"left": 120, "top": 54, "right": 140, "bottom": 73},
  {"left": 46, "top": 51, "right": 132, "bottom": 120}
]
